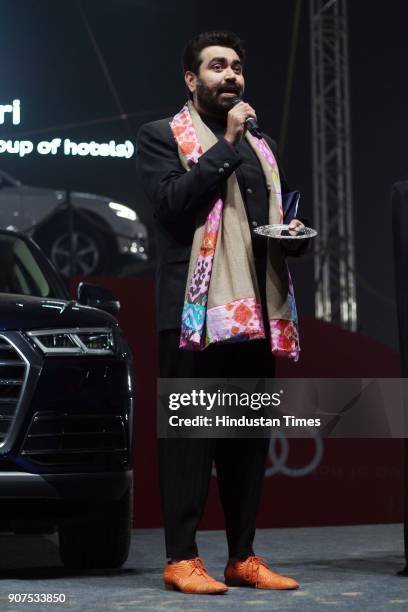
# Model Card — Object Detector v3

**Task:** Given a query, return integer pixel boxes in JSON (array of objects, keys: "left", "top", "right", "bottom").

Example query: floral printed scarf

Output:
[{"left": 170, "top": 101, "right": 300, "bottom": 361}]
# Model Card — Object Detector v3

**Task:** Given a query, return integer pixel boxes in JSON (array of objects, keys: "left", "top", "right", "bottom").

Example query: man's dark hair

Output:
[{"left": 183, "top": 31, "right": 246, "bottom": 99}]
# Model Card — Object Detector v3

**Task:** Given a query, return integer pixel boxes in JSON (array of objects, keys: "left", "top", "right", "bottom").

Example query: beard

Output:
[{"left": 195, "top": 79, "right": 242, "bottom": 119}]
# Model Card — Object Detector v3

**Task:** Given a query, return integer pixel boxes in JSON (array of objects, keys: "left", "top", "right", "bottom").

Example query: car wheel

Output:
[
  {"left": 35, "top": 217, "right": 113, "bottom": 277},
  {"left": 58, "top": 488, "right": 133, "bottom": 569}
]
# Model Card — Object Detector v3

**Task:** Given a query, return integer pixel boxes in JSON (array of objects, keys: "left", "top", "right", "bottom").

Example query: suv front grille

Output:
[
  {"left": 0, "top": 336, "right": 27, "bottom": 447},
  {"left": 21, "top": 412, "right": 127, "bottom": 466}
]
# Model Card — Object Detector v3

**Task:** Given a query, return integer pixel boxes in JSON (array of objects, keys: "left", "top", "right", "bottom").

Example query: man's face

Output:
[{"left": 185, "top": 45, "right": 245, "bottom": 118}]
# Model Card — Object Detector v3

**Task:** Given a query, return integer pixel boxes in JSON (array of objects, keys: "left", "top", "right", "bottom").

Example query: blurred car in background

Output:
[
  {"left": 0, "top": 228, "right": 134, "bottom": 569},
  {"left": 0, "top": 169, "right": 148, "bottom": 277}
]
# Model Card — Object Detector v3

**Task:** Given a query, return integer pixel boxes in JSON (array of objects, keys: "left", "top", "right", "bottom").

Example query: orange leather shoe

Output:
[
  {"left": 163, "top": 557, "right": 229, "bottom": 594},
  {"left": 225, "top": 555, "right": 299, "bottom": 590}
]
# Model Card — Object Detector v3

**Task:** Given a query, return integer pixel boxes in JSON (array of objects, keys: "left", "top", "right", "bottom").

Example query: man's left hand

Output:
[
  {"left": 280, "top": 218, "right": 307, "bottom": 252},
  {"left": 287, "top": 219, "right": 305, "bottom": 236}
]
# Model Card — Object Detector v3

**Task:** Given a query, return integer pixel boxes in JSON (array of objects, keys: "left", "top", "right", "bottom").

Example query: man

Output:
[{"left": 137, "top": 31, "right": 305, "bottom": 594}]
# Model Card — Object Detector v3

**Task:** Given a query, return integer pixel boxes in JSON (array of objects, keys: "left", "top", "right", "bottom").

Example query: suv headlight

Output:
[
  {"left": 108, "top": 201, "right": 138, "bottom": 221},
  {"left": 27, "top": 328, "right": 116, "bottom": 355}
]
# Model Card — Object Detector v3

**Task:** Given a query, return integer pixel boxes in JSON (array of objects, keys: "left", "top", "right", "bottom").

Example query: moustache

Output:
[{"left": 217, "top": 85, "right": 241, "bottom": 95}]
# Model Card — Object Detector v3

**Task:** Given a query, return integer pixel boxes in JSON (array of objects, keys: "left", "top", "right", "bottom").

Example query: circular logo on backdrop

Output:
[{"left": 265, "top": 431, "right": 324, "bottom": 478}]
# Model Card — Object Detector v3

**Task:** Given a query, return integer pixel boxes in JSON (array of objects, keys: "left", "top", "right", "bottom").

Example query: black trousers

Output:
[{"left": 158, "top": 329, "right": 275, "bottom": 560}]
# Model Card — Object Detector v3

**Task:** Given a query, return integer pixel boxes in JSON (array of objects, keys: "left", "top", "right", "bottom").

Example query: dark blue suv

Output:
[{"left": 0, "top": 229, "right": 134, "bottom": 569}]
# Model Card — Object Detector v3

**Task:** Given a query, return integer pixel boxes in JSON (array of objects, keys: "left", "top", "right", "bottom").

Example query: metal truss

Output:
[{"left": 310, "top": 0, "right": 357, "bottom": 330}]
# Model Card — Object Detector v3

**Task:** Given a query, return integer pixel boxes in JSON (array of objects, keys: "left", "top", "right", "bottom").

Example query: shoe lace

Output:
[
  {"left": 187, "top": 557, "right": 207, "bottom": 577},
  {"left": 246, "top": 555, "right": 268, "bottom": 582}
]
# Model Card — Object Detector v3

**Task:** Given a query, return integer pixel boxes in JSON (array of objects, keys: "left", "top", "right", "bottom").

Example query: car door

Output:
[
  {"left": 0, "top": 174, "right": 23, "bottom": 231},
  {"left": 19, "top": 185, "right": 64, "bottom": 233}
]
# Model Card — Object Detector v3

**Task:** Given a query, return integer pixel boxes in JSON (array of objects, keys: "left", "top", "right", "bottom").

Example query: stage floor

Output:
[{"left": 0, "top": 524, "right": 406, "bottom": 611}]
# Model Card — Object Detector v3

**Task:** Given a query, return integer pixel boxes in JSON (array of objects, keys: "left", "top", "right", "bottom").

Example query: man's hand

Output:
[
  {"left": 287, "top": 219, "right": 305, "bottom": 236},
  {"left": 281, "top": 219, "right": 306, "bottom": 251},
  {"left": 224, "top": 101, "right": 257, "bottom": 146}
]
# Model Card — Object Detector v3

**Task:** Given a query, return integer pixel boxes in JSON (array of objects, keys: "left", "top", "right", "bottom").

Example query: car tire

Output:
[
  {"left": 34, "top": 215, "right": 115, "bottom": 277},
  {"left": 58, "top": 488, "right": 133, "bottom": 569}
]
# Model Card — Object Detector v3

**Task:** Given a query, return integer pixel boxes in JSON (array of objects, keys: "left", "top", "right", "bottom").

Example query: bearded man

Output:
[{"left": 137, "top": 30, "right": 305, "bottom": 594}]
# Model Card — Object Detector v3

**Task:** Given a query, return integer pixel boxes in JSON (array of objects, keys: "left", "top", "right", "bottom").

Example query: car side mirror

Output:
[{"left": 77, "top": 282, "right": 120, "bottom": 316}]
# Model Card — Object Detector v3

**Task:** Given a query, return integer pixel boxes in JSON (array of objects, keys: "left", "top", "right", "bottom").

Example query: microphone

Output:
[{"left": 231, "top": 96, "right": 263, "bottom": 139}]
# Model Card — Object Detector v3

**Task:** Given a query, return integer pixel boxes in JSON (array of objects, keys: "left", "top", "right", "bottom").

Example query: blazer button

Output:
[
  {"left": 218, "top": 167, "right": 225, "bottom": 174},
  {"left": 251, "top": 220, "right": 258, "bottom": 227},
  {"left": 247, "top": 187, "right": 253, "bottom": 195},
  {"left": 223, "top": 162, "right": 230, "bottom": 169}
]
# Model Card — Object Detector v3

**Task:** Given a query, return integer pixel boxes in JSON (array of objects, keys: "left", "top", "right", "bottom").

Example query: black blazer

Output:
[{"left": 136, "top": 117, "right": 295, "bottom": 331}]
